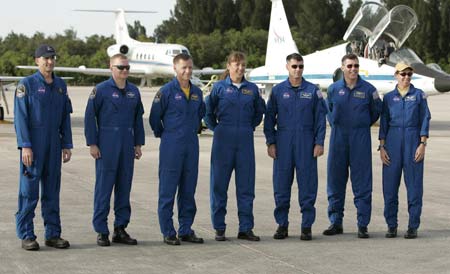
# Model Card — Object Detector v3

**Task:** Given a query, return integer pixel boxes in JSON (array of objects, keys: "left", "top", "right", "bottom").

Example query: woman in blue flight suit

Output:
[
  {"left": 379, "top": 63, "right": 431, "bottom": 239},
  {"left": 204, "top": 52, "right": 266, "bottom": 241}
]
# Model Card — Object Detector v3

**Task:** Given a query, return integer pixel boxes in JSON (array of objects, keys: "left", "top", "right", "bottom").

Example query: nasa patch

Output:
[
  {"left": 112, "top": 92, "right": 119, "bottom": 98},
  {"left": 393, "top": 96, "right": 401, "bottom": 102},
  {"left": 226, "top": 88, "right": 234, "bottom": 94},
  {"left": 16, "top": 84, "right": 26, "bottom": 98},
  {"left": 175, "top": 93, "right": 183, "bottom": 100},
  {"left": 338, "top": 89, "right": 345, "bottom": 96},
  {"left": 38, "top": 87, "right": 46, "bottom": 94},
  {"left": 283, "top": 92, "right": 290, "bottom": 99},
  {"left": 89, "top": 87, "right": 97, "bottom": 100}
]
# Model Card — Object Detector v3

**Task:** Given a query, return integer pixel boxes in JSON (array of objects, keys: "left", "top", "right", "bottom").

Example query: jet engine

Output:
[{"left": 107, "top": 44, "right": 129, "bottom": 57}]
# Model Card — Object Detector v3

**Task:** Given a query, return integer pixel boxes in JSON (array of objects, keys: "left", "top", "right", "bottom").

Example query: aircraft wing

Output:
[
  {"left": 0, "top": 76, "right": 26, "bottom": 82},
  {"left": 16, "top": 65, "right": 147, "bottom": 77}
]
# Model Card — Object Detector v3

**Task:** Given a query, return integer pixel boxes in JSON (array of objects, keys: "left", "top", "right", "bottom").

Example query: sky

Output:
[{"left": 0, "top": 0, "right": 349, "bottom": 40}]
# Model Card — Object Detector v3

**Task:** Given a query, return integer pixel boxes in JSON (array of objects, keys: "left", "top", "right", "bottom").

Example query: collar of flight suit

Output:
[{"left": 225, "top": 75, "right": 249, "bottom": 89}]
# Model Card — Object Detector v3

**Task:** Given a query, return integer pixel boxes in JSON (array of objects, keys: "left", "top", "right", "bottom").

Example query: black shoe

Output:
[
  {"left": 164, "top": 235, "right": 180, "bottom": 245},
  {"left": 300, "top": 228, "right": 312, "bottom": 241},
  {"left": 97, "top": 234, "right": 111, "bottom": 246},
  {"left": 323, "top": 224, "right": 343, "bottom": 236},
  {"left": 358, "top": 227, "right": 369, "bottom": 238},
  {"left": 179, "top": 231, "right": 204, "bottom": 244},
  {"left": 45, "top": 237, "right": 70, "bottom": 249},
  {"left": 22, "top": 239, "right": 40, "bottom": 251},
  {"left": 112, "top": 226, "right": 137, "bottom": 245},
  {"left": 404, "top": 228, "right": 417, "bottom": 239},
  {"left": 385, "top": 227, "right": 397, "bottom": 238},
  {"left": 273, "top": 226, "right": 288, "bottom": 240},
  {"left": 215, "top": 230, "right": 226, "bottom": 241},
  {"left": 237, "top": 230, "right": 260, "bottom": 241}
]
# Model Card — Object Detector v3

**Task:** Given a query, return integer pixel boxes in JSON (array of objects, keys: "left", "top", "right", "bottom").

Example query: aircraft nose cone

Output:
[{"left": 435, "top": 77, "right": 450, "bottom": 93}]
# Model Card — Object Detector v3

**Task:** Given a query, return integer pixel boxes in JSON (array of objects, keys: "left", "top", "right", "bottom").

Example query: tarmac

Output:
[{"left": 1, "top": 86, "right": 450, "bottom": 274}]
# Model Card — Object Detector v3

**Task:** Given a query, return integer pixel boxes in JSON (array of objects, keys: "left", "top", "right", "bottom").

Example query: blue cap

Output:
[{"left": 34, "top": 44, "right": 56, "bottom": 58}]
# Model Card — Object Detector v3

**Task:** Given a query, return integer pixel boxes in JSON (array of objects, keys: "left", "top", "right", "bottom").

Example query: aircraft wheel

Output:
[{"left": 0, "top": 106, "right": 4, "bottom": 121}]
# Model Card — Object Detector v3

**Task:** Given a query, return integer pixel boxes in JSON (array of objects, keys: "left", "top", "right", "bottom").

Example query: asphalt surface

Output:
[{"left": 1, "top": 86, "right": 450, "bottom": 274}]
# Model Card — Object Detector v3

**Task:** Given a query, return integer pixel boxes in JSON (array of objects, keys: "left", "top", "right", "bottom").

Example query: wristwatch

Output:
[
  {"left": 420, "top": 141, "right": 427, "bottom": 146},
  {"left": 377, "top": 144, "right": 385, "bottom": 151}
]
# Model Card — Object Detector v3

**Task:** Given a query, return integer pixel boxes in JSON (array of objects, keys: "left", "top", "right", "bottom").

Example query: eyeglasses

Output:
[
  {"left": 291, "top": 64, "right": 304, "bottom": 69},
  {"left": 399, "top": 72, "right": 413, "bottom": 77},
  {"left": 346, "top": 64, "right": 360, "bottom": 69},
  {"left": 113, "top": 65, "right": 131, "bottom": 71}
]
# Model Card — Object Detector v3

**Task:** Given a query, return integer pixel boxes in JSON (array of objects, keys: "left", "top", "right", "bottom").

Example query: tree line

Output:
[{"left": 0, "top": 0, "right": 449, "bottom": 85}]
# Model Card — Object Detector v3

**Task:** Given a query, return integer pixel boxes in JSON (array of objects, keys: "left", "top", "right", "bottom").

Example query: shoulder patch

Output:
[
  {"left": 58, "top": 87, "right": 64, "bottom": 94},
  {"left": 89, "top": 87, "right": 96, "bottom": 100},
  {"left": 372, "top": 90, "right": 380, "bottom": 100},
  {"left": 16, "top": 84, "right": 26, "bottom": 98},
  {"left": 316, "top": 89, "right": 323, "bottom": 99},
  {"left": 422, "top": 91, "right": 428, "bottom": 99},
  {"left": 154, "top": 90, "right": 162, "bottom": 103}
]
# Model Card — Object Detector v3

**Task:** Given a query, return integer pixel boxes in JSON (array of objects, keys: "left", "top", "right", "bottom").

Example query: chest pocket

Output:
[
  {"left": 219, "top": 90, "right": 238, "bottom": 113},
  {"left": 30, "top": 91, "right": 50, "bottom": 126}
]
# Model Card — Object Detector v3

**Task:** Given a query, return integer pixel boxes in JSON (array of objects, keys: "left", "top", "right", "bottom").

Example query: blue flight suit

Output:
[
  {"left": 14, "top": 71, "right": 73, "bottom": 240},
  {"left": 264, "top": 78, "right": 327, "bottom": 229},
  {"left": 326, "top": 76, "right": 382, "bottom": 228},
  {"left": 84, "top": 78, "right": 145, "bottom": 235},
  {"left": 379, "top": 84, "right": 431, "bottom": 229},
  {"left": 149, "top": 78, "right": 205, "bottom": 237},
  {"left": 204, "top": 76, "right": 266, "bottom": 233}
]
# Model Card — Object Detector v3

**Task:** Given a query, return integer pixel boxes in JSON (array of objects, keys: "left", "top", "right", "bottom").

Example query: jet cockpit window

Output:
[
  {"left": 369, "top": 5, "right": 418, "bottom": 49},
  {"left": 343, "top": 2, "right": 388, "bottom": 41}
]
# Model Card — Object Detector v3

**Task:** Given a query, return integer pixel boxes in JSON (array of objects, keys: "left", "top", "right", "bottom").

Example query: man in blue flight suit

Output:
[
  {"left": 324, "top": 53, "right": 382, "bottom": 238},
  {"left": 264, "top": 53, "right": 327, "bottom": 241},
  {"left": 379, "top": 63, "right": 431, "bottom": 239},
  {"left": 149, "top": 53, "right": 205, "bottom": 246},
  {"left": 85, "top": 54, "right": 145, "bottom": 247},
  {"left": 14, "top": 44, "right": 73, "bottom": 251},
  {"left": 204, "top": 51, "right": 266, "bottom": 242}
]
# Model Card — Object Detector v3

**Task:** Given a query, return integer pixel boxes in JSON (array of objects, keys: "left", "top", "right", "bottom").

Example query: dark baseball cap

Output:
[{"left": 34, "top": 44, "right": 56, "bottom": 58}]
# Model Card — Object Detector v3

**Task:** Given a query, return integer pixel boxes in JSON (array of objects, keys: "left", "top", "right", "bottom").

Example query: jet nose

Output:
[{"left": 435, "top": 77, "right": 450, "bottom": 93}]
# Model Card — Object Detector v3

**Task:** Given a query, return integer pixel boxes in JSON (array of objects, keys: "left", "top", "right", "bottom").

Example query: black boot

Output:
[
  {"left": 404, "top": 228, "right": 417, "bottom": 239},
  {"left": 215, "top": 230, "right": 226, "bottom": 241},
  {"left": 164, "top": 235, "right": 181, "bottom": 245},
  {"left": 179, "top": 231, "right": 204, "bottom": 243},
  {"left": 45, "top": 237, "right": 70, "bottom": 249},
  {"left": 273, "top": 226, "right": 288, "bottom": 240},
  {"left": 300, "top": 228, "right": 312, "bottom": 241},
  {"left": 237, "top": 230, "right": 260, "bottom": 241},
  {"left": 385, "top": 227, "right": 397, "bottom": 238},
  {"left": 22, "top": 239, "right": 40, "bottom": 251},
  {"left": 358, "top": 227, "right": 369, "bottom": 238},
  {"left": 112, "top": 226, "right": 137, "bottom": 245},
  {"left": 323, "top": 224, "right": 343, "bottom": 236},
  {"left": 97, "top": 234, "right": 110, "bottom": 246}
]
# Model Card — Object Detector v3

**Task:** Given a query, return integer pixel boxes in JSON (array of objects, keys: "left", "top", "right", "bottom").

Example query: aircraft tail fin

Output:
[
  {"left": 265, "top": 0, "right": 299, "bottom": 73},
  {"left": 74, "top": 9, "right": 155, "bottom": 44}
]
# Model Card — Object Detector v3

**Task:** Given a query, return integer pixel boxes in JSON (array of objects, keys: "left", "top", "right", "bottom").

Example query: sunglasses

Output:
[
  {"left": 399, "top": 72, "right": 413, "bottom": 77},
  {"left": 291, "top": 64, "right": 304, "bottom": 69},
  {"left": 346, "top": 64, "right": 360, "bottom": 69},
  {"left": 113, "top": 65, "right": 131, "bottom": 71}
]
